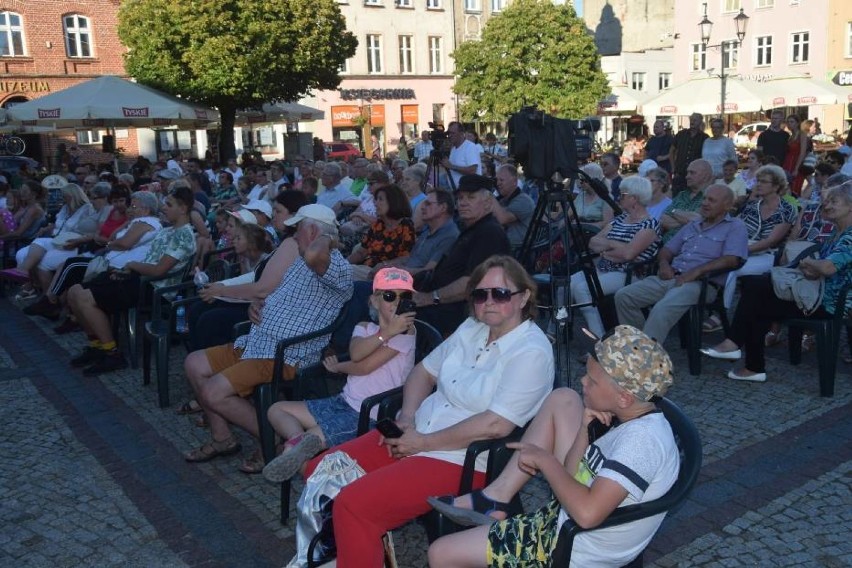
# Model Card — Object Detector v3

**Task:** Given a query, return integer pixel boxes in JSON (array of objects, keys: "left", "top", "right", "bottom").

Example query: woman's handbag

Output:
[
  {"left": 83, "top": 256, "right": 110, "bottom": 283},
  {"left": 287, "top": 451, "right": 366, "bottom": 568},
  {"left": 770, "top": 267, "right": 824, "bottom": 315}
]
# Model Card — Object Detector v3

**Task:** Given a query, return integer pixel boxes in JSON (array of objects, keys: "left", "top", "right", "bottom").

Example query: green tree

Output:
[
  {"left": 452, "top": 0, "right": 608, "bottom": 121},
  {"left": 118, "top": 0, "right": 357, "bottom": 162}
]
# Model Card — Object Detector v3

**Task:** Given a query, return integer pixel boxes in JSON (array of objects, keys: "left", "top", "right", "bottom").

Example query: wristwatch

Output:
[{"left": 432, "top": 290, "right": 441, "bottom": 305}]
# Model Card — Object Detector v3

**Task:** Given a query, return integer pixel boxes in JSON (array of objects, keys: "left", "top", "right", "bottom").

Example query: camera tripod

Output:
[
  {"left": 518, "top": 171, "right": 622, "bottom": 386},
  {"left": 423, "top": 148, "right": 456, "bottom": 192}
]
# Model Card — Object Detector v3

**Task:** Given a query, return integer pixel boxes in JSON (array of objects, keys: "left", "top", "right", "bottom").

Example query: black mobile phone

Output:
[
  {"left": 376, "top": 418, "right": 404, "bottom": 439},
  {"left": 396, "top": 298, "right": 417, "bottom": 315}
]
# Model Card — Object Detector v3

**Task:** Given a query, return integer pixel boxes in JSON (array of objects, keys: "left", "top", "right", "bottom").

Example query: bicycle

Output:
[{"left": 0, "top": 133, "right": 26, "bottom": 156}]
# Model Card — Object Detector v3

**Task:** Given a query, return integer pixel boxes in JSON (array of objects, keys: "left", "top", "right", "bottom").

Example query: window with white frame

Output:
[
  {"left": 790, "top": 31, "right": 809, "bottom": 64},
  {"left": 691, "top": 43, "right": 706, "bottom": 71},
  {"left": 426, "top": 0, "right": 441, "bottom": 8},
  {"left": 429, "top": 36, "right": 443, "bottom": 74},
  {"left": 396, "top": 0, "right": 412, "bottom": 6},
  {"left": 339, "top": 58, "right": 350, "bottom": 74},
  {"left": 491, "top": 0, "right": 506, "bottom": 11},
  {"left": 723, "top": 0, "right": 741, "bottom": 12},
  {"left": 722, "top": 40, "right": 739, "bottom": 69},
  {"left": 0, "top": 12, "right": 24, "bottom": 56},
  {"left": 367, "top": 34, "right": 383, "bottom": 74},
  {"left": 364, "top": 0, "right": 382, "bottom": 6},
  {"left": 755, "top": 35, "right": 773, "bottom": 66},
  {"left": 76, "top": 130, "right": 102, "bottom": 145},
  {"left": 464, "top": 0, "right": 481, "bottom": 12},
  {"left": 659, "top": 72, "right": 671, "bottom": 90},
  {"left": 756, "top": 0, "right": 774, "bottom": 8},
  {"left": 847, "top": 22, "right": 852, "bottom": 58},
  {"left": 64, "top": 14, "right": 92, "bottom": 58},
  {"left": 631, "top": 72, "right": 646, "bottom": 92},
  {"left": 398, "top": 35, "right": 414, "bottom": 74}
]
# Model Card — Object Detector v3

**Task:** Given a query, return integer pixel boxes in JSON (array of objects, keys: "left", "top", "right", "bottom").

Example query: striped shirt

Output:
[{"left": 596, "top": 214, "right": 661, "bottom": 273}]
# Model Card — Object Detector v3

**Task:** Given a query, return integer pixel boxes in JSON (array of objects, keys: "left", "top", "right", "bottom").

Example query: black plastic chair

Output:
[
  {"left": 677, "top": 263, "right": 742, "bottom": 376},
  {"left": 142, "top": 258, "right": 243, "bottom": 407},
  {"left": 785, "top": 281, "right": 850, "bottom": 397},
  {"left": 551, "top": 397, "right": 702, "bottom": 566}
]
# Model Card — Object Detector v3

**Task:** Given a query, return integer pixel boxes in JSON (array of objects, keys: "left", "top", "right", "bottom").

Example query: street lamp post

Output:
[{"left": 699, "top": 4, "right": 749, "bottom": 127}]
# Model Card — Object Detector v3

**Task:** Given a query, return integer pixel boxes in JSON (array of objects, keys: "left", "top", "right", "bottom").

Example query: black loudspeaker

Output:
[{"left": 102, "top": 135, "right": 115, "bottom": 153}]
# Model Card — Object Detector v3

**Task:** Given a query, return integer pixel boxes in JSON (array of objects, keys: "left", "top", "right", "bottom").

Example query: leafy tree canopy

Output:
[
  {"left": 452, "top": 0, "right": 609, "bottom": 122},
  {"left": 118, "top": 0, "right": 357, "bottom": 161}
]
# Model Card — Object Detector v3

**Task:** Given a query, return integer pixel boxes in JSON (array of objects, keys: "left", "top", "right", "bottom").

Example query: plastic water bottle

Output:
[
  {"left": 175, "top": 295, "right": 188, "bottom": 333},
  {"left": 194, "top": 270, "right": 210, "bottom": 289}
]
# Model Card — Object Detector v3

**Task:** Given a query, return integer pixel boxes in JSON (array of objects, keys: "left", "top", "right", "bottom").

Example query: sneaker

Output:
[
  {"left": 262, "top": 433, "right": 324, "bottom": 483},
  {"left": 71, "top": 346, "right": 105, "bottom": 368},
  {"left": 83, "top": 350, "right": 127, "bottom": 376},
  {"left": 23, "top": 296, "right": 61, "bottom": 320}
]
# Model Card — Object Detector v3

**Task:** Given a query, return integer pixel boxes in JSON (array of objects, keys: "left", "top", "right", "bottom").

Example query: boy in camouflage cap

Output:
[{"left": 428, "top": 324, "right": 680, "bottom": 568}]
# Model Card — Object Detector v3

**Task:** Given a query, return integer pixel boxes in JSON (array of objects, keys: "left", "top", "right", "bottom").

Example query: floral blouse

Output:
[{"left": 360, "top": 217, "right": 416, "bottom": 267}]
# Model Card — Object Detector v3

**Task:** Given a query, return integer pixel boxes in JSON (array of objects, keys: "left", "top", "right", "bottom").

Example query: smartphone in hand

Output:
[
  {"left": 376, "top": 418, "right": 404, "bottom": 439},
  {"left": 396, "top": 298, "right": 417, "bottom": 315}
]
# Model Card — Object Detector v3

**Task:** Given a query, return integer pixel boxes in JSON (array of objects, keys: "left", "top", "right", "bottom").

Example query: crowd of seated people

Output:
[{"left": 7, "top": 132, "right": 852, "bottom": 567}]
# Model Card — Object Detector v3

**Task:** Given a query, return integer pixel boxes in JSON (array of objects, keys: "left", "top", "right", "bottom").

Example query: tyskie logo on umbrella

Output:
[
  {"left": 38, "top": 108, "right": 61, "bottom": 119},
  {"left": 122, "top": 107, "right": 150, "bottom": 118}
]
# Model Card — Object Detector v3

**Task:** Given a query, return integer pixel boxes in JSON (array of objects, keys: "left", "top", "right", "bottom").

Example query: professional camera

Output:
[
  {"left": 508, "top": 107, "right": 600, "bottom": 179},
  {"left": 427, "top": 121, "right": 450, "bottom": 158}
]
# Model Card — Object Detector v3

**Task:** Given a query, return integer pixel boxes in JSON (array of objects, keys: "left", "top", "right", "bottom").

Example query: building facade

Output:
[
  {"left": 302, "top": 0, "right": 457, "bottom": 157},
  {"left": 824, "top": 0, "right": 852, "bottom": 133}
]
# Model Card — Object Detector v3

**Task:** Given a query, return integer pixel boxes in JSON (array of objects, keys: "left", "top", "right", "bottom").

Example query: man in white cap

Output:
[{"left": 183, "top": 203, "right": 352, "bottom": 471}]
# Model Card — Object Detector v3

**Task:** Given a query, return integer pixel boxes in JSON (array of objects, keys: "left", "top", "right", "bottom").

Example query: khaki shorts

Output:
[{"left": 204, "top": 343, "right": 295, "bottom": 397}]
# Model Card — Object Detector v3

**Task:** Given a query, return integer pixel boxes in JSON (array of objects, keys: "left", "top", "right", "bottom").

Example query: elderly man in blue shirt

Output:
[{"left": 615, "top": 184, "right": 748, "bottom": 343}]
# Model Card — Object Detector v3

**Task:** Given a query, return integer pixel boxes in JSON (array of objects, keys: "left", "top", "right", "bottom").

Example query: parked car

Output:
[
  {"left": 0, "top": 155, "right": 39, "bottom": 178},
  {"left": 735, "top": 122, "right": 770, "bottom": 147},
  {"left": 325, "top": 141, "right": 361, "bottom": 161}
]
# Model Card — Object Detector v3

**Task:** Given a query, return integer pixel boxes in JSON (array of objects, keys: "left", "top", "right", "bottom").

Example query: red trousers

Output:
[{"left": 305, "top": 430, "right": 486, "bottom": 568}]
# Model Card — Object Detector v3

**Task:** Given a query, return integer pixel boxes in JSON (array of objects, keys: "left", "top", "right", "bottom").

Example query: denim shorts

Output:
[{"left": 306, "top": 393, "right": 372, "bottom": 448}]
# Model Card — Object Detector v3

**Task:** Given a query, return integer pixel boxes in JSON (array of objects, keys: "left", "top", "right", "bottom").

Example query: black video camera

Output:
[{"left": 427, "top": 122, "right": 450, "bottom": 158}]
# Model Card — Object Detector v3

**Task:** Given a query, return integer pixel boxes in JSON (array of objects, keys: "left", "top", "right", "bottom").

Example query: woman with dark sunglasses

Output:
[
  {"left": 262, "top": 267, "right": 417, "bottom": 483},
  {"left": 295, "top": 255, "right": 553, "bottom": 567}
]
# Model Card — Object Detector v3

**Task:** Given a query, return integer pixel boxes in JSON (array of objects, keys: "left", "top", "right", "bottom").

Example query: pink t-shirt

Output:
[{"left": 341, "top": 322, "right": 416, "bottom": 417}]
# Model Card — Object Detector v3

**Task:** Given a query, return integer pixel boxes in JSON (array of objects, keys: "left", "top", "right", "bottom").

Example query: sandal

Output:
[
  {"left": 238, "top": 449, "right": 265, "bottom": 474},
  {"left": 801, "top": 333, "right": 816, "bottom": 353},
  {"left": 764, "top": 330, "right": 785, "bottom": 348},
  {"left": 262, "top": 433, "right": 324, "bottom": 483},
  {"left": 184, "top": 436, "right": 242, "bottom": 463},
  {"left": 427, "top": 489, "right": 512, "bottom": 527},
  {"left": 176, "top": 399, "right": 202, "bottom": 415},
  {"left": 701, "top": 315, "right": 722, "bottom": 333}
]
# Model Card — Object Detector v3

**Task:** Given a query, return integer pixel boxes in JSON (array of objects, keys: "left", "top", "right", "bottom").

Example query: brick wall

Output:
[{"left": 0, "top": 0, "right": 134, "bottom": 169}]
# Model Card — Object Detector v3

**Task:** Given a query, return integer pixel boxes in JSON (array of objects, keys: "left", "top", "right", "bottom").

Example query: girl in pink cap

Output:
[{"left": 262, "top": 267, "right": 417, "bottom": 482}]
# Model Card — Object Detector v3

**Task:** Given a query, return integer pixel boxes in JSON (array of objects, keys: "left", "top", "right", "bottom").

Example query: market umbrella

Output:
[
  {"left": 599, "top": 86, "right": 649, "bottom": 114},
  {"left": 5, "top": 75, "right": 219, "bottom": 128},
  {"left": 237, "top": 102, "right": 324, "bottom": 124},
  {"left": 641, "top": 76, "right": 771, "bottom": 116},
  {"left": 758, "top": 76, "right": 852, "bottom": 108}
]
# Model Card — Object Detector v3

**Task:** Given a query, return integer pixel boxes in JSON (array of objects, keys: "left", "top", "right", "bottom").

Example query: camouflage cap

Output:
[{"left": 593, "top": 325, "right": 674, "bottom": 401}]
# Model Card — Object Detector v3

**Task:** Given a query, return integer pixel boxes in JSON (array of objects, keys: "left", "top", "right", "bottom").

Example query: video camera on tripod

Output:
[{"left": 426, "top": 121, "right": 450, "bottom": 159}]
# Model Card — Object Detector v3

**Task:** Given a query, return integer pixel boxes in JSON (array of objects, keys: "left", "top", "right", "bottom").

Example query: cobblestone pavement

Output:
[{"left": 0, "top": 296, "right": 850, "bottom": 567}]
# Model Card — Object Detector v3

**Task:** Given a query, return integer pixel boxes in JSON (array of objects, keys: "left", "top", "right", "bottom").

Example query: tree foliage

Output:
[
  {"left": 452, "top": 0, "right": 609, "bottom": 122},
  {"left": 118, "top": 0, "right": 357, "bottom": 161}
]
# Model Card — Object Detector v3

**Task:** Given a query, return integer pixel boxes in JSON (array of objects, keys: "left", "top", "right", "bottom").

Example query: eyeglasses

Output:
[
  {"left": 379, "top": 291, "right": 412, "bottom": 303},
  {"left": 470, "top": 287, "right": 523, "bottom": 304}
]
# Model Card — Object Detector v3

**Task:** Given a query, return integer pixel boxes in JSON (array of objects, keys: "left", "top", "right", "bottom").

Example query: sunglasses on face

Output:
[
  {"left": 470, "top": 287, "right": 523, "bottom": 304},
  {"left": 380, "top": 291, "right": 412, "bottom": 303}
]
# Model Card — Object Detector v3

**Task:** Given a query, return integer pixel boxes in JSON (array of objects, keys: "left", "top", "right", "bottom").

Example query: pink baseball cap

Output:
[{"left": 373, "top": 267, "right": 414, "bottom": 292}]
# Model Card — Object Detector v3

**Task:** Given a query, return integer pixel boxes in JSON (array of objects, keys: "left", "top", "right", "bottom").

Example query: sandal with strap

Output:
[
  {"left": 764, "top": 330, "right": 785, "bottom": 348},
  {"left": 427, "top": 489, "right": 512, "bottom": 527},
  {"left": 184, "top": 436, "right": 242, "bottom": 463},
  {"left": 176, "top": 399, "right": 202, "bottom": 415},
  {"left": 238, "top": 449, "right": 265, "bottom": 474}
]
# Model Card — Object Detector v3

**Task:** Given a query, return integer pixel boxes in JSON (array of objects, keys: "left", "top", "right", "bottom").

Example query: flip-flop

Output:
[
  {"left": 427, "top": 490, "right": 512, "bottom": 527},
  {"left": 701, "top": 315, "right": 722, "bottom": 333}
]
